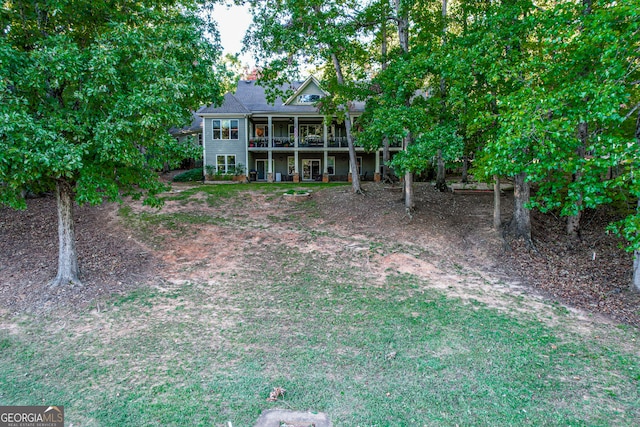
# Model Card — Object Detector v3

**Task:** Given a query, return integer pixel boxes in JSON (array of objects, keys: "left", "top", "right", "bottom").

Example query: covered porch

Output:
[{"left": 247, "top": 151, "right": 381, "bottom": 183}]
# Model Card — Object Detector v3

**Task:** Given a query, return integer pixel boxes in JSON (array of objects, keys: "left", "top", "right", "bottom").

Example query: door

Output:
[
  {"left": 256, "top": 160, "right": 267, "bottom": 180},
  {"left": 302, "top": 159, "right": 321, "bottom": 181}
]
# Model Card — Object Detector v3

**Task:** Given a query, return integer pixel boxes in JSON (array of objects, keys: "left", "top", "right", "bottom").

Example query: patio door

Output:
[
  {"left": 302, "top": 159, "right": 321, "bottom": 181},
  {"left": 256, "top": 160, "right": 268, "bottom": 180}
]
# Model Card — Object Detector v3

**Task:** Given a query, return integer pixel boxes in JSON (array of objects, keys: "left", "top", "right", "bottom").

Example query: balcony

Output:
[
  {"left": 248, "top": 137, "right": 294, "bottom": 148},
  {"left": 246, "top": 135, "right": 401, "bottom": 149}
]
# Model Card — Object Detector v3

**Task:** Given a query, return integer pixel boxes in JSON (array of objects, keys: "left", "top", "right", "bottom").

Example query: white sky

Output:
[{"left": 213, "top": 3, "right": 255, "bottom": 67}]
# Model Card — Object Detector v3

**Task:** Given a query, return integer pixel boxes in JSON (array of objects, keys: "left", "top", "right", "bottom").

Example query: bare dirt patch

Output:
[
  {"left": 0, "top": 196, "right": 157, "bottom": 315},
  {"left": 1, "top": 177, "right": 638, "bottom": 329}
]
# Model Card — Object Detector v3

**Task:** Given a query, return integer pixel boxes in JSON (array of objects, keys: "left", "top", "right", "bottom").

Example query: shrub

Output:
[{"left": 172, "top": 168, "right": 203, "bottom": 182}]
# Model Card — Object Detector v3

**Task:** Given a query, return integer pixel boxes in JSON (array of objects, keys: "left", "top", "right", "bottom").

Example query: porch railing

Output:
[
  {"left": 247, "top": 136, "right": 402, "bottom": 149},
  {"left": 248, "top": 136, "right": 359, "bottom": 148}
]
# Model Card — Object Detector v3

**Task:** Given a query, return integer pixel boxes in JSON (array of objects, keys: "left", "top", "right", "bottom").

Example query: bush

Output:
[{"left": 172, "top": 168, "right": 203, "bottom": 182}]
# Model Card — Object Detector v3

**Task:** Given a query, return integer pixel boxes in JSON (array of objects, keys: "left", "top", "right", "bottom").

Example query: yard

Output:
[{"left": 1, "top": 180, "right": 639, "bottom": 425}]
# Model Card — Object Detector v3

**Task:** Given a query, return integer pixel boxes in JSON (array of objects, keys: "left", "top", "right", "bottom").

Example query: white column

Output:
[
  {"left": 267, "top": 116, "right": 273, "bottom": 179},
  {"left": 244, "top": 116, "right": 249, "bottom": 178},
  {"left": 202, "top": 117, "right": 207, "bottom": 179},
  {"left": 294, "top": 116, "right": 299, "bottom": 175},
  {"left": 323, "top": 122, "right": 328, "bottom": 148},
  {"left": 323, "top": 150, "right": 328, "bottom": 174}
]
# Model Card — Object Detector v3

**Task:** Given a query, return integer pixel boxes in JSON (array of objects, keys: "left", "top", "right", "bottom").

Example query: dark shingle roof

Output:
[
  {"left": 198, "top": 79, "right": 365, "bottom": 116},
  {"left": 169, "top": 111, "right": 203, "bottom": 136},
  {"left": 198, "top": 92, "right": 251, "bottom": 114}
]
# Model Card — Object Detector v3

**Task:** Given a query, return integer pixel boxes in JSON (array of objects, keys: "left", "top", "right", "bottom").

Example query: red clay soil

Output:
[{"left": 0, "top": 179, "right": 638, "bottom": 326}]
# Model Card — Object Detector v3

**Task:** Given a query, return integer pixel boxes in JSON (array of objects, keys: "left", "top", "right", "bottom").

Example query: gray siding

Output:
[
  {"left": 203, "top": 117, "right": 247, "bottom": 171},
  {"left": 291, "top": 82, "right": 325, "bottom": 106}
]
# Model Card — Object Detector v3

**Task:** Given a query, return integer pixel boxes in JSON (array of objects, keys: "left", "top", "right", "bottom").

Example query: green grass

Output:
[{"left": 1, "top": 186, "right": 639, "bottom": 426}]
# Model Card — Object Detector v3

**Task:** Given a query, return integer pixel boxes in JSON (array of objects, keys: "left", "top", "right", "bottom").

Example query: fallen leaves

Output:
[{"left": 267, "top": 386, "right": 286, "bottom": 402}]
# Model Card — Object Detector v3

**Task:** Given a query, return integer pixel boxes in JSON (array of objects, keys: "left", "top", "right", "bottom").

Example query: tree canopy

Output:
[
  {"left": 245, "top": 0, "right": 640, "bottom": 288},
  {"left": 0, "top": 0, "right": 224, "bottom": 285}
]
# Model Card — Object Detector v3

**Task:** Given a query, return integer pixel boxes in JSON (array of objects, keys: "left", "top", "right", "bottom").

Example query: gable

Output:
[{"left": 284, "top": 76, "right": 328, "bottom": 106}]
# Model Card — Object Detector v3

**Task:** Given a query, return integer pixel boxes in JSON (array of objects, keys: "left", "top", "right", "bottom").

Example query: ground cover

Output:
[{"left": 1, "top": 180, "right": 639, "bottom": 425}]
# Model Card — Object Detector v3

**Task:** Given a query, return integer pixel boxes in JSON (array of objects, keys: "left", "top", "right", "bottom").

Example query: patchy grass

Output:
[
  {"left": 1, "top": 265, "right": 639, "bottom": 425},
  {"left": 1, "top": 186, "right": 639, "bottom": 426}
]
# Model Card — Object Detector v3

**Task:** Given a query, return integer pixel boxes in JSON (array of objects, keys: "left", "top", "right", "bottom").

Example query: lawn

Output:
[{"left": 1, "top": 183, "right": 639, "bottom": 426}]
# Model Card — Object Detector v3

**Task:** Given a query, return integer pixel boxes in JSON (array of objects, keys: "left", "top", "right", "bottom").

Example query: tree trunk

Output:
[
  {"left": 633, "top": 108, "right": 640, "bottom": 291},
  {"left": 382, "top": 135, "right": 391, "bottom": 182},
  {"left": 403, "top": 133, "right": 414, "bottom": 210},
  {"left": 381, "top": 21, "right": 391, "bottom": 183},
  {"left": 394, "top": 0, "right": 409, "bottom": 53},
  {"left": 461, "top": 155, "right": 469, "bottom": 183},
  {"left": 381, "top": 21, "right": 388, "bottom": 71},
  {"left": 435, "top": 0, "right": 448, "bottom": 193},
  {"left": 634, "top": 197, "right": 640, "bottom": 292},
  {"left": 567, "top": 0, "right": 592, "bottom": 238},
  {"left": 331, "top": 52, "right": 361, "bottom": 193},
  {"left": 435, "top": 149, "right": 447, "bottom": 192},
  {"left": 566, "top": 210, "right": 581, "bottom": 238},
  {"left": 511, "top": 171, "right": 532, "bottom": 242},
  {"left": 344, "top": 112, "right": 362, "bottom": 193},
  {"left": 51, "top": 179, "right": 81, "bottom": 287},
  {"left": 405, "top": 171, "right": 414, "bottom": 211},
  {"left": 493, "top": 175, "right": 501, "bottom": 230},
  {"left": 567, "top": 122, "right": 587, "bottom": 239}
]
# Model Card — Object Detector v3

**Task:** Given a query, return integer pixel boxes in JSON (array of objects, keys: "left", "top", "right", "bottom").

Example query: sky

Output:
[{"left": 213, "top": 3, "right": 255, "bottom": 67}]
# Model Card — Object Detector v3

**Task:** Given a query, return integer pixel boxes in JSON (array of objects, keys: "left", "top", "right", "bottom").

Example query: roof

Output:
[
  {"left": 169, "top": 111, "right": 203, "bottom": 136},
  {"left": 198, "top": 93, "right": 251, "bottom": 115},
  {"left": 198, "top": 76, "right": 365, "bottom": 117}
]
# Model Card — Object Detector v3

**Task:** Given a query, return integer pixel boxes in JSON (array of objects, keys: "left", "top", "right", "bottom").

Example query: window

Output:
[
  {"left": 216, "top": 154, "right": 236, "bottom": 174},
  {"left": 327, "top": 156, "right": 335, "bottom": 175},
  {"left": 356, "top": 156, "right": 362, "bottom": 175},
  {"left": 298, "top": 94, "right": 321, "bottom": 103},
  {"left": 287, "top": 156, "right": 296, "bottom": 175},
  {"left": 288, "top": 124, "right": 295, "bottom": 140},
  {"left": 212, "top": 119, "right": 239, "bottom": 140}
]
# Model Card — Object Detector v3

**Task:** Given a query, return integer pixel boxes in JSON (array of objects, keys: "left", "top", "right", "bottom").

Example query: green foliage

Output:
[
  {"left": 357, "top": 0, "right": 640, "bottom": 251},
  {"left": 391, "top": 123, "right": 464, "bottom": 175},
  {"left": 172, "top": 168, "right": 204, "bottom": 182},
  {"left": 244, "top": 0, "right": 374, "bottom": 112},
  {"left": 233, "top": 163, "right": 246, "bottom": 176},
  {"left": 0, "top": 0, "right": 224, "bottom": 209}
]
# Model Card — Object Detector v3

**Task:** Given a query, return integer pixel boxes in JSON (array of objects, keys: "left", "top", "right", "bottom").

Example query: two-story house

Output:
[{"left": 196, "top": 76, "right": 401, "bottom": 182}]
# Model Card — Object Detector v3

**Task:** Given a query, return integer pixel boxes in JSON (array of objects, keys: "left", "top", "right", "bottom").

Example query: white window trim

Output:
[
  {"left": 298, "top": 94, "right": 322, "bottom": 103},
  {"left": 213, "top": 119, "right": 239, "bottom": 140},
  {"left": 216, "top": 154, "right": 236, "bottom": 174},
  {"left": 327, "top": 156, "right": 336, "bottom": 176}
]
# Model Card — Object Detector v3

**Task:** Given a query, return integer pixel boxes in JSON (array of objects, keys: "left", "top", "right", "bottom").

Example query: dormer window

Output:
[{"left": 298, "top": 94, "right": 321, "bottom": 103}]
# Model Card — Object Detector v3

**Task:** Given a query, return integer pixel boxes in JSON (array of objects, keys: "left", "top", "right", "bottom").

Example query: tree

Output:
[
  {"left": 245, "top": 0, "right": 369, "bottom": 193},
  {"left": 0, "top": 0, "right": 223, "bottom": 286},
  {"left": 459, "top": 0, "right": 541, "bottom": 244},
  {"left": 356, "top": 0, "right": 446, "bottom": 211}
]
